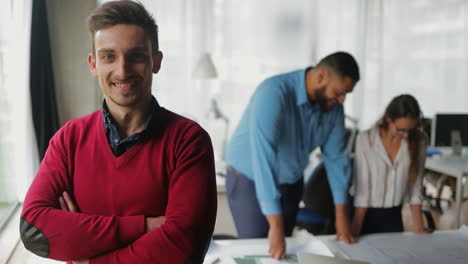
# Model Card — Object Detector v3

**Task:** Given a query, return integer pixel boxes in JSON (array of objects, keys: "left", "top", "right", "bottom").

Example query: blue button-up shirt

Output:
[{"left": 225, "top": 68, "right": 351, "bottom": 215}]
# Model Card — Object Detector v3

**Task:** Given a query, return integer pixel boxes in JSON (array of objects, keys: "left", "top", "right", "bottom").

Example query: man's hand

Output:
[
  {"left": 145, "top": 216, "right": 166, "bottom": 233},
  {"left": 335, "top": 204, "right": 356, "bottom": 244},
  {"left": 59, "top": 192, "right": 89, "bottom": 264},
  {"left": 413, "top": 226, "right": 433, "bottom": 234},
  {"left": 265, "top": 215, "right": 286, "bottom": 259},
  {"left": 268, "top": 226, "right": 285, "bottom": 259},
  {"left": 59, "top": 191, "right": 79, "bottom": 213},
  {"left": 73, "top": 260, "right": 89, "bottom": 264}
]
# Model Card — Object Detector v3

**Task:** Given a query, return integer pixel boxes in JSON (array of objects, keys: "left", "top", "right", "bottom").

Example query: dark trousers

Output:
[
  {"left": 226, "top": 167, "right": 303, "bottom": 238},
  {"left": 361, "top": 206, "right": 403, "bottom": 234}
]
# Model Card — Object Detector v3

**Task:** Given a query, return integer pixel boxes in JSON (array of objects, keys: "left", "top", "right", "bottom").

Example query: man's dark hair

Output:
[
  {"left": 317, "top": 51, "right": 360, "bottom": 83},
  {"left": 87, "top": 0, "right": 159, "bottom": 54}
]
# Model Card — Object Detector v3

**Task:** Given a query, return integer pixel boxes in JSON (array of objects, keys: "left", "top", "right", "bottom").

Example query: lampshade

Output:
[{"left": 192, "top": 52, "right": 218, "bottom": 79}]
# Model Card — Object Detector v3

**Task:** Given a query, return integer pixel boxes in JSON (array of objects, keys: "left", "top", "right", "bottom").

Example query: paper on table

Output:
[
  {"left": 325, "top": 229, "right": 468, "bottom": 264},
  {"left": 297, "top": 253, "right": 369, "bottom": 264},
  {"left": 208, "top": 230, "right": 333, "bottom": 258},
  {"left": 459, "top": 225, "right": 468, "bottom": 235},
  {"left": 232, "top": 254, "right": 298, "bottom": 264},
  {"left": 287, "top": 229, "right": 334, "bottom": 257},
  {"left": 205, "top": 230, "right": 334, "bottom": 264},
  {"left": 203, "top": 255, "right": 220, "bottom": 264},
  {"left": 258, "top": 259, "right": 292, "bottom": 264}
]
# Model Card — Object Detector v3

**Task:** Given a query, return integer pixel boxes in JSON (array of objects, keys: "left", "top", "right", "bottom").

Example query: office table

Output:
[
  {"left": 323, "top": 227, "right": 468, "bottom": 264},
  {"left": 204, "top": 230, "right": 334, "bottom": 264},
  {"left": 204, "top": 228, "right": 468, "bottom": 264},
  {"left": 425, "top": 155, "right": 468, "bottom": 227}
]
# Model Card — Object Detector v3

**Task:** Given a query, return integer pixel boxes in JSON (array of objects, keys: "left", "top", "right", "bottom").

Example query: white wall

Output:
[{"left": 46, "top": 0, "right": 100, "bottom": 126}]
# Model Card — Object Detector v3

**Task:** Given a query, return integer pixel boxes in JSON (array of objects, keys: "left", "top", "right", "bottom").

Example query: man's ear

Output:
[
  {"left": 152, "top": 51, "right": 163, "bottom": 74},
  {"left": 87, "top": 54, "right": 98, "bottom": 76},
  {"left": 317, "top": 68, "right": 329, "bottom": 86}
]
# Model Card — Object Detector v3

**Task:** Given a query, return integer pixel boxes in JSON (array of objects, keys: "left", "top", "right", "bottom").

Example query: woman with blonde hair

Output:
[{"left": 351, "top": 94, "right": 432, "bottom": 235}]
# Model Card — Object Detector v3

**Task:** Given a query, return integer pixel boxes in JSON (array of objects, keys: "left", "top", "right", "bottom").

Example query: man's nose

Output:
[{"left": 115, "top": 58, "right": 131, "bottom": 80}]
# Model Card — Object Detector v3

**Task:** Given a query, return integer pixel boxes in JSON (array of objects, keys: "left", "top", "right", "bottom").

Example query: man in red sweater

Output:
[{"left": 20, "top": 1, "right": 217, "bottom": 263}]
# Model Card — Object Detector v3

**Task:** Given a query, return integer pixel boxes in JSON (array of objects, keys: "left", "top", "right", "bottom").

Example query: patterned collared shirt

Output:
[{"left": 102, "top": 96, "right": 158, "bottom": 157}]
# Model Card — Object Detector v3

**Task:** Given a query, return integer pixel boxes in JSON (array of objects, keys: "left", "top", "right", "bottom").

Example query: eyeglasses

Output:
[
  {"left": 390, "top": 118, "right": 420, "bottom": 135},
  {"left": 394, "top": 124, "right": 419, "bottom": 135},
  {"left": 395, "top": 127, "right": 413, "bottom": 135}
]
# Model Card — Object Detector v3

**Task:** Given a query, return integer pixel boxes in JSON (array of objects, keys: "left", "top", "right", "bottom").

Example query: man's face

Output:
[
  {"left": 314, "top": 75, "right": 355, "bottom": 112},
  {"left": 87, "top": 24, "right": 162, "bottom": 109}
]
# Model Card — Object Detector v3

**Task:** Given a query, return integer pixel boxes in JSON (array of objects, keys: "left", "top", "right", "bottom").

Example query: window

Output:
[
  {"left": 315, "top": 0, "right": 468, "bottom": 129},
  {"left": 0, "top": 0, "right": 18, "bottom": 229},
  {"left": 0, "top": 0, "right": 38, "bottom": 229}
]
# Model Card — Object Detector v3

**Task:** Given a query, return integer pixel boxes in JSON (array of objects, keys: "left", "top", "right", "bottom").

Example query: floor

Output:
[
  {"left": 0, "top": 202, "right": 16, "bottom": 229},
  {"left": 8, "top": 244, "right": 62, "bottom": 264}
]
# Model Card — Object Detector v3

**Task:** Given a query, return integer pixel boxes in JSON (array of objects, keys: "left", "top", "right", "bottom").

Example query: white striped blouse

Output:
[{"left": 350, "top": 126, "right": 426, "bottom": 208}]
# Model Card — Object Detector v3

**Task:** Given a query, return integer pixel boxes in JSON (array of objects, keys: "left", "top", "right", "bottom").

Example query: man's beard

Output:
[{"left": 314, "top": 86, "right": 336, "bottom": 112}]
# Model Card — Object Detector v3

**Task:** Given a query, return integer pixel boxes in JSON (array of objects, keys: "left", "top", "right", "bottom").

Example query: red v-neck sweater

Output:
[{"left": 21, "top": 108, "right": 217, "bottom": 263}]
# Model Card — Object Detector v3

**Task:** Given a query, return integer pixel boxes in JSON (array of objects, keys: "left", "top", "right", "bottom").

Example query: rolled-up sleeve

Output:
[{"left": 321, "top": 108, "right": 351, "bottom": 205}]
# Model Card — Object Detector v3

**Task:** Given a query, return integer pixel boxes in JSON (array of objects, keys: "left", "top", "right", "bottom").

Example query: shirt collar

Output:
[
  {"left": 296, "top": 67, "right": 311, "bottom": 106},
  {"left": 102, "top": 96, "right": 160, "bottom": 137},
  {"left": 296, "top": 67, "right": 322, "bottom": 113},
  {"left": 370, "top": 125, "right": 408, "bottom": 166}
]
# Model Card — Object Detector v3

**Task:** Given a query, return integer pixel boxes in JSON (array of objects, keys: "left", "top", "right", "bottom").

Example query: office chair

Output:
[
  {"left": 296, "top": 161, "right": 337, "bottom": 235},
  {"left": 296, "top": 126, "right": 358, "bottom": 235},
  {"left": 298, "top": 157, "right": 437, "bottom": 234}
]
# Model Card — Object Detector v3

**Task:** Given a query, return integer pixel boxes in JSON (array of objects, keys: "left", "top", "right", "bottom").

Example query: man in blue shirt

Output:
[{"left": 225, "top": 51, "right": 360, "bottom": 259}]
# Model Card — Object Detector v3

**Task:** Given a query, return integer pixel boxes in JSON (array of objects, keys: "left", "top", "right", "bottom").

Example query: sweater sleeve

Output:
[
  {"left": 21, "top": 125, "right": 145, "bottom": 261},
  {"left": 89, "top": 125, "right": 217, "bottom": 264}
]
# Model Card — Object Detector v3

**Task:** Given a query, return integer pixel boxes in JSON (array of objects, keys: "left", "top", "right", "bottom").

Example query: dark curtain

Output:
[{"left": 30, "top": 0, "right": 60, "bottom": 161}]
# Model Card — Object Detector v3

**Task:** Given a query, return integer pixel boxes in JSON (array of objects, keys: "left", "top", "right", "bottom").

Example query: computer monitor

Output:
[{"left": 431, "top": 113, "right": 468, "bottom": 155}]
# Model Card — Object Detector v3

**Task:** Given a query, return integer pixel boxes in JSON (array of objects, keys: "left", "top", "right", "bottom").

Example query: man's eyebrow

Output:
[
  {"left": 97, "top": 48, "right": 115, "bottom": 54},
  {"left": 96, "top": 47, "right": 149, "bottom": 53},
  {"left": 129, "top": 47, "right": 149, "bottom": 52}
]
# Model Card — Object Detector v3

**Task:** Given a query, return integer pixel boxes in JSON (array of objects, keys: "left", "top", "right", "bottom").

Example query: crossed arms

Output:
[{"left": 21, "top": 121, "right": 217, "bottom": 263}]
